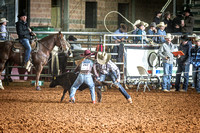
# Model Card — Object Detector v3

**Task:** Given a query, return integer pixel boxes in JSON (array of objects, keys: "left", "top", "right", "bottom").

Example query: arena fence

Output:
[{"left": 2, "top": 31, "right": 197, "bottom": 85}]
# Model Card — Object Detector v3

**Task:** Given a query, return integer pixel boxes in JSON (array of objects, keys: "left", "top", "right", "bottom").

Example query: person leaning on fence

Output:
[
  {"left": 190, "top": 36, "right": 200, "bottom": 93},
  {"left": 93, "top": 52, "right": 132, "bottom": 103},
  {"left": 147, "top": 22, "right": 157, "bottom": 42},
  {"left": 0, "top": 18, "right": 8, "bottom": 40},
  {"left": 16, "top": 11, "right": 36, "bottom": 69},
  {"left": 69, "top": 50, "right": 96, "bottom": 104},
  {"left": 156, "top": 22, "right": 167, "bottom": 43},
  {"left": 135, "top": 21, "right": 149, "bottom": 44},
  {"left": 175, "top": 35, "right": 192, "bottom": 92},
  {"left": 158, "top": 33, "right": 174, "bottom": 92},
  {"left": 112, "top": 23, "right": 129, "bottom": 43}
]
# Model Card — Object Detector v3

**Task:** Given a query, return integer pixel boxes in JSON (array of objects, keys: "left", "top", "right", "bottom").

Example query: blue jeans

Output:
[
  {"left": 162, "top": 63, "right": 173, "bottom": 90},
  {"left": 193, "top": 67, "right": 200, "bottom": 92},
  {"left": 175, "top": 64, "right": 190, "bottom": 91},
  {"left": 20, "top": 38, "right": 31, "bottom": 63},
  {"left": 97, "top": 71, "right": 131, "bottom": 99},
  {"left": 70, "top": 73, "right": 95, "bottom": 102}
]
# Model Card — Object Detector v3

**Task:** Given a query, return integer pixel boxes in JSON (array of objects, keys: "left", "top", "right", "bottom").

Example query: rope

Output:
[{"left": 104, "top": 11, "right": 138, "bottom": 34}]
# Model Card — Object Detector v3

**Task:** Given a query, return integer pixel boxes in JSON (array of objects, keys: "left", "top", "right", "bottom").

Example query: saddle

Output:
[{"left": 12, "top": 39, "right": 38, "bottom": 53}]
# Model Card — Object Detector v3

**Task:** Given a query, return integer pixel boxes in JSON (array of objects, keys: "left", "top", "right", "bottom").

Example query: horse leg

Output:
[
  {"left": 35, "top": 64, "right": 43, "bottom": 91},
  {"left": 0, "top": 61, "right": 7, "bottom": 90}
]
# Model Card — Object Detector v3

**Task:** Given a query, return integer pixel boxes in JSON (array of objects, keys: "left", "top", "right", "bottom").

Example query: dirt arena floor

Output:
[{"left": 0, "top": 81, "right": 200, "bottom": 132}]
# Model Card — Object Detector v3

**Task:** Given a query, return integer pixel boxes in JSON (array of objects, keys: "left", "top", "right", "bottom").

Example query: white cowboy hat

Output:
[
  {"left": 97, "top": 52, "right": 111, "bottom": 65},
  {"left": 165, "top": 33, "right": 173, "bottom": 40},
  {"left": 144, "top": 22, "right": 149, "bottom": 28},
  {"left": 195, "top": 36, "right": 200, "bottom": 42},
  {"left": 0, "top": 18, "right": 8, "bottom": 23},
  {"left": 156, "top": 22, "right": 167, "bottom": 27},
  {"left": 133, "top": 20, "right": 141, "bottom": 26}
]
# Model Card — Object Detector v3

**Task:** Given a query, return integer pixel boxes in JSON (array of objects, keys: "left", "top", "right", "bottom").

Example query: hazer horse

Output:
[{"left": 0, "top": 31, "right": 70, "bottom": 90}]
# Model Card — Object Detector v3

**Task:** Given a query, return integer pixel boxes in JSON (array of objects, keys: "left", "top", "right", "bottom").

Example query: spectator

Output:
[
  {"left": 156, "top": 22, "right": 167, "bottom": 43},
  {"left": 163, "top": 11, "right": 173, "bottom": 33},
  {"left": 158, "top": 33, "right": 174, "bottom": 92},
  {"left": 190, "top": 36, "right": 200, "bottom": 93},
  {"left": 112, "top": 23, "right": 129, "bottom": 66},
  {"left": 68, "top": 35, "right": 81, "bottom": 50},
  {"left": 94, "top": 52, "right": 132, "bottom": 103},
  {"left": 147, "top": 22, "right": 157, "bottom": 42},
  {"left": 0, "top": 18, "right": 8, "bottom": 40},
  {"left": 181, "top": 8, "right": 194, "bottom": 35},
  {"left": 112, "top": 23, "right": 128, "bottom": 43},
  {"left": 175, "top": 35, "right": 192, "bottom": 92},
  {"left": 69, "top": 50, "right": 96, "bottom": 103},
  {"left": 172, "top": 12, "right": 184, "bottom": 34},
  {"left": 135, "top": 21, "right": 148, "bottom": 44},
  {"left": 153, "top": 11, "right": 162, "bottom": 25}
]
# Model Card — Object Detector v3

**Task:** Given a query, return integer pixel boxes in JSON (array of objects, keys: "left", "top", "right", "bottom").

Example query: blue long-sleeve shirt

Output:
[
  {"left": 157, "top": 29, "right": 166, "bottom": 43},
  {"left": 136, "top": 29, "right": 147, "bottom": 43},
  {"left": 112, "top": 29, "right": 128, "bottom": 40}
]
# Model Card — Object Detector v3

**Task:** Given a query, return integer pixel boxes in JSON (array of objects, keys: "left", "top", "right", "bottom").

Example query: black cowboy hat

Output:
[
  {"left": 155, "top": 11, "right": 162, "bottom": 16},
  {"left": 180, "top": 35, "right": 190, "bottom": 41},
  {"left": 17, "top": 11, "right": 27, "bottom": 18}
]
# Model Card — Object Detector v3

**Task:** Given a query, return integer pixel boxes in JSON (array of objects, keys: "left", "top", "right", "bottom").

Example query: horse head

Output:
[{"left": 56, "top": 31, "right": 72, "bottom": 56}]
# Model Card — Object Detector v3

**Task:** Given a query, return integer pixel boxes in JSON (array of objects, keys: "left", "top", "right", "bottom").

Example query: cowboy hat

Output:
[
  {"left": 165, "top": 33, "right": 173, "bottom": 39},
  {"left": 80, "top": 50, "right": 93, "bottom": 57},
  {"left": 133, "top": 20, "right": 141, "bottom": 26},
  {"left": 17, "top": 11, "right": 27, "bottom": 18},
  {"left": 119, "top": 23, "right": 127, "bottom": 32},
  {"left": 180, "top": 35, "right": 189, "bottom": 41},
  {"left": 97, "top": 52, "right": 111, "bottom": 65},
  {"left": 195, "top": 36, "right": 200, "bottom": 42},
  {"left": 144, "top": 22, "right": 149, "bottom": 28},
  {"left": 0, "top": 18, "right": 8, "bottom": 23},
  {"left": 156, "top": 22, "right": 167, "bottom": 27}
]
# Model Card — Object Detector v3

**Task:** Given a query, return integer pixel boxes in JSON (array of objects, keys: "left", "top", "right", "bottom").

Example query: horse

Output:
[{"left": 0, "top": 31, "right": 71, "bottom": 90}]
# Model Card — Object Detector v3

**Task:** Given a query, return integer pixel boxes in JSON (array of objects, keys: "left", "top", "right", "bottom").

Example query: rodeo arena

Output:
[{"left": 1, "top": 0, "right": 200, "bottom": 132}]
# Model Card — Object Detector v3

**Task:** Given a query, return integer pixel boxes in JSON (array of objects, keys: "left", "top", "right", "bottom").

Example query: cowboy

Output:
[
  {"left": 135, "top": 21, "right": 149, "bottom": 44},
  {"left": 175, "top": 35, "right": 192, "bottom": 92},
  {"left": 147, "top": 22, "right": 157, "bottom": 42},
  {"left": 69, "top": 50, "right": 96, "bottom": 103},
  {"left": 113, "top": 23, "right": 128, "bottom": 43},
  {"left": 16, "top": 11, "right": 36, "bottom": 69},
  {"left": 94, "top": 52, "right": 132, "bottom": 103},
  {"left": 0, "top": 18, "right": 8, "bottom": 40},
  {"left": 163, "top": 11, "right": 173, "bottom": 33},
  {"left": 181, "top": 8, "right": 194, "bottom": 35},
  {"left": 158, "top": 33, "right": 174, "bottom": 92},
  {"left": 156, "top": 22, "right": 167, "bottom": 43},
  {"left": 190, "top": 36, "right": 200, "bottom": 93}
]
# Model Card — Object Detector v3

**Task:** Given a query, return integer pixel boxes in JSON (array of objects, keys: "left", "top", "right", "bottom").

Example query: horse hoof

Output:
[{"left": 36, "top": 86, "right": 41, "bottom": 91}]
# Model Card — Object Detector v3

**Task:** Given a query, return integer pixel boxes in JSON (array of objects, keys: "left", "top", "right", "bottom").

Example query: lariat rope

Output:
[{"left": 104, "top": 11, "right": 138, "bottom": 34}]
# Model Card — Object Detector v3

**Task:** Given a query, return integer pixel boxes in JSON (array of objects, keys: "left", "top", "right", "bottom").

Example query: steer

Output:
[{"left": 49, "top": 72, "right": 102, "bottom": 102}]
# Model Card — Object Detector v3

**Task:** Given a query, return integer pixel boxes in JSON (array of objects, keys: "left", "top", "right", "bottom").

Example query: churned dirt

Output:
[{"left": 0, "top": 81, "right": 200, "bottom": 132}]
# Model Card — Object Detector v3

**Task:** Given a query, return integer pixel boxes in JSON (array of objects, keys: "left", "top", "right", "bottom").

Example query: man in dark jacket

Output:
[
  {"left": 16, "top": 12, "right": 35, "bottom": 69},
  {"left": 181, "top": 9, "right": 194, "bottom": 34},
  {"left": 175, "top": 35, "right": 192, "bottom": 92}
]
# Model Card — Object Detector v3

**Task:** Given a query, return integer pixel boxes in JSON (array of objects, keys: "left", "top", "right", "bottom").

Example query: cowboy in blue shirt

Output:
[
  {"left": 190, "top": 36, "right": 200, "bottom": 93},
  {"left": 156, "top": 22, "right": 167, "bottom": 43},
  {"left": 113, "top": 23, "right": 128, "bottom": 43}
]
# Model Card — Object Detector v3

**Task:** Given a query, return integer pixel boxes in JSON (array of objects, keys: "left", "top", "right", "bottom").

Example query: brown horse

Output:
[{"left": 0, "top": 32, "right": 70, "bottom": 90}]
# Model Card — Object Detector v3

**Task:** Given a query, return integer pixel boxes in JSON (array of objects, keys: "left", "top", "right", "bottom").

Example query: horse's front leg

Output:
[
  {"left": 35, "top": 64, "right": 43, "bottom": 91},
  {"left": 0, "top": 61, "right": 6, "bottom": 90}
]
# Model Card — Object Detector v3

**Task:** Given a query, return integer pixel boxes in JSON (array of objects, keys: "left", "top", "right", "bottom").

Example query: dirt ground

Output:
[{"left": 0, "top": 82, "right": 200, "bottom": 132}]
